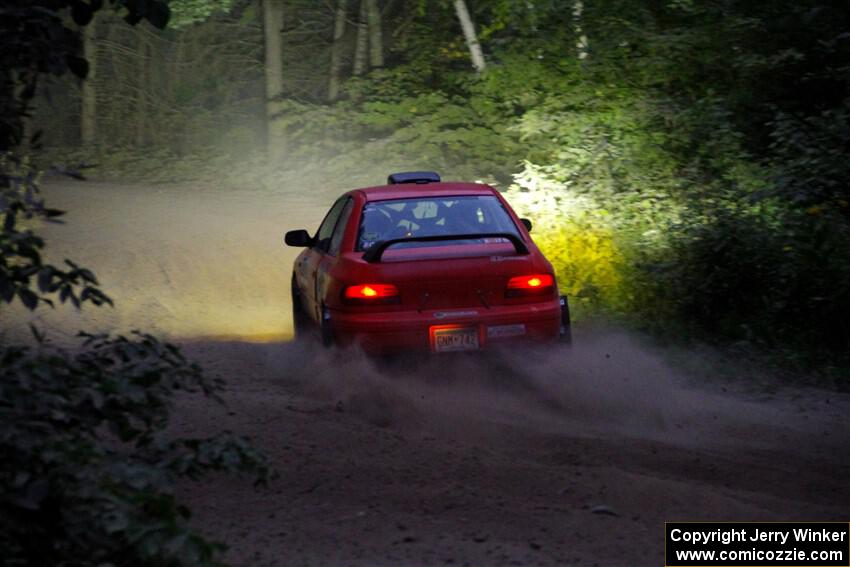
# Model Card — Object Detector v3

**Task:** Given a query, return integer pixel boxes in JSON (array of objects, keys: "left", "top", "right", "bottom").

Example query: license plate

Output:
[{"left": 431, "top": 326, "right": 479, "bottom": 352}]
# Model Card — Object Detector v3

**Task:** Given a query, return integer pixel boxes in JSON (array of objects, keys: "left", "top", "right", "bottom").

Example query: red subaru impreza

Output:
[{"left": 285, "top": 172, "right": 571, "bottom": 355}]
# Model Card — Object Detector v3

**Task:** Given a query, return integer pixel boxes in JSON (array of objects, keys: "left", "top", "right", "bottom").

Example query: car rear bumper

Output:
[{"left": 329, "top": 300, "right": 562, "bottom": 355}]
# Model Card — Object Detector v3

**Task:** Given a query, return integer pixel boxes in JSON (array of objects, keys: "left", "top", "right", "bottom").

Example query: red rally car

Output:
[{"left": 285, "top": 171, "right": 571, "bottom": 355}]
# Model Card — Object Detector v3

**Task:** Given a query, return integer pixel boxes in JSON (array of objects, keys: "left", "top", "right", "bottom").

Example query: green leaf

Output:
[
  {"left": 18, "top": 288, "right": 38, "bottom": 310},
  {"left": 37, "top": 267, "right": 53, "bottom": 293},
  {"left": 29, "top": 324, "right": 47, "bottom": 343},
  {"left": 0, "top": 276, "right": 15, "bottom": 303},
  {"left": 78, "top": 268, "right": 98, "bottom": 284},
  {"left": 44, "top": 208, "right": 65, "bottom": 218}
]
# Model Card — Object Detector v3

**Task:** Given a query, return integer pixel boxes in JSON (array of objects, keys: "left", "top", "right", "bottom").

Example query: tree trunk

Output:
[
  {"left": 453, "top": 0, "right": 485, "bottom": 72},
  {"left": 365, "top": 0, "right": 383, "bottom": 69},
  {"left": 102, "top": 19, "right": 122, "bottom": 146},
  {"left": 263, "top": 0, "right": 285, "bottom": 152},
  {"left": 13, "top": 73, "right": 35, "bottom": 151},
  {"left": 81, "top": 18, "right": 97, "bottom": 146},
  {"left": 352, "top": 0, "right": 368, "bottom": 76},
  {"left": 573, "top": 0, "right": 589, "bottom": 60},
  {"left": 327, "top": 0, "right": 347, "bottom": 101}
]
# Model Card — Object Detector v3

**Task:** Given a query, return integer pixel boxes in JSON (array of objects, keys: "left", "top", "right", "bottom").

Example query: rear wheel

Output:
[{"left": 291, "top": 277, "right": 311, "bottom": 340}]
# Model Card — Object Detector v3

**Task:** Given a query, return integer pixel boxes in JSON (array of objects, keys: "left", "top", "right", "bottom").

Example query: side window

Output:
[
  {"left": 329, "top": 199, "right": 354, "bottom": 255},
  {"left": 314, "top": 197, "right": 348, "bottom": 252}
]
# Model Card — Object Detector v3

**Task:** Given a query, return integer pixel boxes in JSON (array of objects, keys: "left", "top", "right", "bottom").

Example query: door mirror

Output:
[
  {"left": 520, "top": 218, "right": 532, "bottom": 232},
  {"left": 285, "top": 229, "right": 313, "bottom": 247}
]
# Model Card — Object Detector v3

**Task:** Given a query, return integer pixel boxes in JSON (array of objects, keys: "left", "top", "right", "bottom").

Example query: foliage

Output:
[
  {"left": 768, "top": 102, "right": 850, "bottom": 216},
  {"left": 169, "top": 0, "right": 236, "bottom": 29},
  {"left": 645, "top": 201, "right": 850, "bottom": 349},
  {"left": 2, "top": 0, "right": 274, "bottom": 563},
  {"left": 1, "top": 154, "right": 112, "bottom": 311},
  {"left": 490, "top": 1, "right": 850, "bottom": 372},
  {"left": 0, "top": 157, "right": 273, "bottom": 565},
  {"left": 0, "top": 331, "right": 271, "bottom": 566},
  {"left": 504, "top": 164, "right": 628, "bottom": 317}
]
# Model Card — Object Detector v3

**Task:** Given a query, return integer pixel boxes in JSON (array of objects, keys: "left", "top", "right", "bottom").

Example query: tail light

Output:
[
  {"left": 343, "top": 283, "right": 400, "bottom": 304},
  {"left": 505, "top": 274, "right": 555, "bottom": 298}
]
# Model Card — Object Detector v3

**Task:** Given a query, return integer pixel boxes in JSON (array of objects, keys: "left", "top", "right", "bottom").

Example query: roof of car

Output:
[{"left": 353, "top": 182, "right": 496, "bottom": 202}]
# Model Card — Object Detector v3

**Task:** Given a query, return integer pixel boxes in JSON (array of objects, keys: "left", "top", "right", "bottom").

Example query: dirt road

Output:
[{"left": 5, "top": 180, "right": 849, "bottom": 566}]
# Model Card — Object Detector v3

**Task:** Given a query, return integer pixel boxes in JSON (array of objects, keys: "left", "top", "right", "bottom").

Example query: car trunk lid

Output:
[{"left": 342, "top": 243, "right": 551, "bottom": 310}]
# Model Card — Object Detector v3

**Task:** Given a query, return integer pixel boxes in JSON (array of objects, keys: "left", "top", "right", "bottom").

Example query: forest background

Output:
[{"left": 18, "top": 0, "right": 850, "bottom": 382}]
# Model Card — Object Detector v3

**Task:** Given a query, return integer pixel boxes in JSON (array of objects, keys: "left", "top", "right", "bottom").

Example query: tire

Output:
[
  {"left": 291, "top": 276, "right": 311, "bottom": 340},
  {"left": 559, "top": 295, "right": 573, "bottom": 346}
]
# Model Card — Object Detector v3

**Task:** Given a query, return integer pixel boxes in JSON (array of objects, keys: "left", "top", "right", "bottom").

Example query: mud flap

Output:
[
  {"left": 320, "top": 305, "right": 334, "bottom": 347},
  {"left": 559, "top": 295, "right": 572, "bottom": 345}
]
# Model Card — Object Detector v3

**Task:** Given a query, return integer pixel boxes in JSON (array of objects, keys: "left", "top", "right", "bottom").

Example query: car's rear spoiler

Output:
[{"left": 362, "top": 233, "right": 529, "bottom": 263}]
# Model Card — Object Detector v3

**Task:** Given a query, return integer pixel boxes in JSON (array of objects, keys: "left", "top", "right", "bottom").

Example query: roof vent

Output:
[{"left": 387, "top": 171, "right": 441, "bottom": 185}]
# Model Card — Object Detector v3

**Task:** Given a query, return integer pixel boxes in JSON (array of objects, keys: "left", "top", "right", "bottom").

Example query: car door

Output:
[{"left": 304, "top": 197, "right": 351, "bottom": 322}]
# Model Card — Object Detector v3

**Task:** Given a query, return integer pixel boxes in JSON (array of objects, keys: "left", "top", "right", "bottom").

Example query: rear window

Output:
[{"left": 357, "top": 195, "right": 520, "bottom": 251}]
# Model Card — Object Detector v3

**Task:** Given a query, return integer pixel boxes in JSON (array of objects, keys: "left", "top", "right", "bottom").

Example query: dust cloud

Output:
[{"left": 257, "top": 327, "right": 848, "bottom": 463}]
